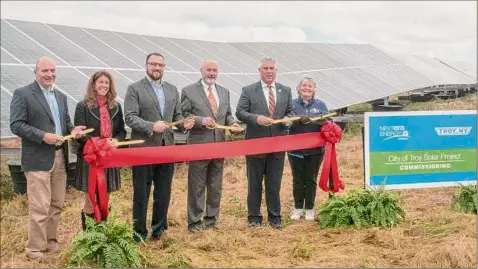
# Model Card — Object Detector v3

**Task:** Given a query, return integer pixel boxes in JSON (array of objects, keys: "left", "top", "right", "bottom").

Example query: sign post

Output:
[{"left": 364, "top": 110, "right": 477, "bottom": 190}]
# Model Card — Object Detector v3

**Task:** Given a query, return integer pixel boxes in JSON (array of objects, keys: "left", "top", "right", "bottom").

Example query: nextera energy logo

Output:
[
  {"left": 379, "top": 125, "right": 409, "bottom": 141},
  {"left": 434, "top": 127, "right": 472, "bottom": 136}
]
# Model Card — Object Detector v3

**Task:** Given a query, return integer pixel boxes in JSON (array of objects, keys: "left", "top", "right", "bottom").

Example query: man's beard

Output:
[
  {"left": 148, "top": 70, "right": 162, "bottom": 81},
  {"left": 204, "top": 77, "right": 216, "bottom": 85}
]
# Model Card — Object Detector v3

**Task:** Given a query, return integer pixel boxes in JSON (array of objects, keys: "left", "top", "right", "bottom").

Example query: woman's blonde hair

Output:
[{"left": 85, "top": 71, "right": 117, "bottom": 109}]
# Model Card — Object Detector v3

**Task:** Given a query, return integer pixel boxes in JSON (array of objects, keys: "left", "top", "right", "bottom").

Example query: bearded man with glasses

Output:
[{"left": 124, "top": 52, "right": 194, "bottom": 242}]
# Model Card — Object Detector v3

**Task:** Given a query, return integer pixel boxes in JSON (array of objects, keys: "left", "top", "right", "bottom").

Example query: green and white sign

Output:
[{"left": 364, "top": 110, "right": 477, "bottom": 190}]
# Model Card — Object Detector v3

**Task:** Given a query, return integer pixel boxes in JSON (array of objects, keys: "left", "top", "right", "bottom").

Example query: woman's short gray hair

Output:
[{"left": 296, "top": 75, "right": 317, "bottom": 91}]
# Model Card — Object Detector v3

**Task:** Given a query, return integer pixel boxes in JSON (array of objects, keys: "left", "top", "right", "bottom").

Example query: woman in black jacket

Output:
[{"left": 73, "top": 71, "right": 126, "bottom": 230}]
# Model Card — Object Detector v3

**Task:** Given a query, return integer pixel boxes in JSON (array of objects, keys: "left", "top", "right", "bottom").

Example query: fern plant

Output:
[
  {"left": 67, "top": 212, "right": 144, "bottom": 268},
  {"left": 317, "top": 187, "right": 405, "bottom": 229},
  {"left": 451, "top": 184, "right": 477, "bottom": 214}
]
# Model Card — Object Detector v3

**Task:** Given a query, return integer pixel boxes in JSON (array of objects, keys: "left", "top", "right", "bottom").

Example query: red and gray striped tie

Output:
[{"left": 268, "top": 85, "right": 275, "bottom": 117}]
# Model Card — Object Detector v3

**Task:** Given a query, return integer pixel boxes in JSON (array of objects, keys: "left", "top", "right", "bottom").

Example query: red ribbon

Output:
[
  {"left": 318, "top": 121, "right": 345, "bottom": 193},
  {"left": 102, "top": 132, "right": 325, "bottom": 168},
  {"left": 83, "top": 137, "right": 112, "bottom": 222},
  {"left": 82, "top": 127, "right": 345, "bottom": 223}
]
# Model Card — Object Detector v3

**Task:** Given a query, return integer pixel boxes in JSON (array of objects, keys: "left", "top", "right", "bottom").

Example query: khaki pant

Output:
[{"left": 24, "top": 150, "right": 66, "bottom": 254}]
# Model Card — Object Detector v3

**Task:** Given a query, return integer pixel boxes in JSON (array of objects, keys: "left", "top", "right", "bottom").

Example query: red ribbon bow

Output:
[
  {"left": 83, "top": 137, "right": 113, "bottom": 223},
  {"left": 318, "top": 121, "right": 345, "bottom": 193}
]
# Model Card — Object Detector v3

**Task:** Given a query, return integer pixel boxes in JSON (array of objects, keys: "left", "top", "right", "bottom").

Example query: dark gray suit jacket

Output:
[
  {"left": 10, "top": 81, "right": 74, "bottom": 171},
  {"left": 180, "top": 80, "right": 235, "bottom": 144},
  {"left": 235, "top": 81, "right": 294, "bottom": 157},
  {"left": 124, "top": 77, "right": 184, "bottom": 147}
]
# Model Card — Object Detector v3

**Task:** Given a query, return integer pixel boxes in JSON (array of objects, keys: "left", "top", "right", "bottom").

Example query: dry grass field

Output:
[{"left": 1, "top": 94, "right": 476, "bottom": 268}]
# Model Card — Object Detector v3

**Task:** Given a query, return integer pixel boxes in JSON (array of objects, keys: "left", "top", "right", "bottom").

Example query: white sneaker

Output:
[
  {"left": 305, "top": 209, "right": 315, "bottom": 221},
  {"left": 290, "top": 209, "right": 303, "bottom": 220}
]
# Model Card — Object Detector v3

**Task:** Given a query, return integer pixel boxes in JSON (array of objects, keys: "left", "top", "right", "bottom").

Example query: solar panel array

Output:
[
  {"left": 1, "top": 18, "right": 435, "bottom": 138},
  {"left": 402, "top": 54, "right": 477, "bottom": 87}
]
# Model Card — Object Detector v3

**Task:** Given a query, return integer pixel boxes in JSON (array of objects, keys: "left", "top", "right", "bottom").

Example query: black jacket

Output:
[
  {"left": 73, "top": 100, "right": 127, "bottom": 155},
  {"left": 10, "top": 81, "right": 75, "bottom": 171}
]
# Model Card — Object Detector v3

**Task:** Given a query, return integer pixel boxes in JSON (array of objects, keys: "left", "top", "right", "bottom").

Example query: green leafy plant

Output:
[
  {"left": 451, "top": 184, "right": 477, "bottom": 214},
  {"left": 67, "top": 212, "right": 144, "bottom": 268},
  {"left": 317, "top": 187, "right": 405, "bottom": 228}
]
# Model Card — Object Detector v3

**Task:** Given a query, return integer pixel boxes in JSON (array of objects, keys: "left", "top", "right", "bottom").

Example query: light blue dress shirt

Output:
[
  {"left": 42, "top": 87, "right": 63, "bottom": 136},
  {"left": 148, "top": 77, "right": 165, "bottom": 116}
]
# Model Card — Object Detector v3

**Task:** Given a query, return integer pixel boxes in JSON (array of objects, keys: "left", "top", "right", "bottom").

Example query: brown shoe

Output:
[{"left": 26, "top": 251, "right": 44, "bottom": 260}]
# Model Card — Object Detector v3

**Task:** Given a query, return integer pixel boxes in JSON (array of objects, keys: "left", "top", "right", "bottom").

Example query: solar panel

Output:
[
  {"left": 201, "top": 41, "right": 257, "bottom": 73},
  {"left": 1, "top": 20, "right": 66, "bottom": 65},
  {"left": 2, "top": 18, "right": 462, "bottom": 139},
  {"left": 1, "top": 65, "right": 34, "bottom": 91},
  {"left": 8, "top": 19, "right": 106, "bottom": 67},
  {"left": 1, "top": 48, "right": 19, "bottom": 63},
  {"left": 81, "top": 28, "right": 149, "bottom": 68},
  {"left": 145, "top": 36, "right": 206, "bottom": 71},
  {"left": 1, "top": 88, "right": 14, "bottom": 137},
  {"left": 175, "top": 39, "right": 247, "bottom": 74},
  {"left": 402, "top": 54, "right": 477, "bottom": 85}
]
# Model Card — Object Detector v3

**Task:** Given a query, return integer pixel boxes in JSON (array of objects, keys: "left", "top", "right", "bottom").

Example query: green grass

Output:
[
  {"left": 347, "top": 103, "right": 372, "bottom": 114},
  {"left": 317, "top": 187, "right": 406, "bottom": 229},
  {"left": 0, "top": 157, "right": 15, "bottom": 201},
  {"left": 451, "top": 184, "right": 477, "bottom": 214}
]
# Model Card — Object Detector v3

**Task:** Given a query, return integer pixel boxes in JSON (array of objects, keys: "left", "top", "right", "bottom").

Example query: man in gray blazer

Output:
[
  {"left": 236, "top": 57, "right": 294, "bottom": 229},
  {"left": 10, "top": 56, "right": 86, "bottom": 260},
  {"left": 180, "top": 60, "right": 241, "bottom": 231},
  {"left": 124, "top": 52, "right": 194, "bottom": 242}
]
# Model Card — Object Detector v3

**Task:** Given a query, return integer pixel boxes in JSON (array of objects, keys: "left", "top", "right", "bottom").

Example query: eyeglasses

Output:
[{"left": 147, "top": 62, "right": 166, "bottom": 68}]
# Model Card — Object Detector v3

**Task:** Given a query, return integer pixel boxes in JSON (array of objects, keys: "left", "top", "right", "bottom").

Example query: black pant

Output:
[
  {"left": 132, "top": 163, "right": 174, "bottom": 241},
  {"left": 246, "top": 153, "right": 285, "bottom": 225},
  {"left": 288, "top": 153, "right": 332, "bottom": 209}
]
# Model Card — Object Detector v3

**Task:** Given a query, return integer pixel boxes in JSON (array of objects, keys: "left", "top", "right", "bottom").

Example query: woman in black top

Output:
[
  {"left": 288, "top": 75, "right": 330, "bottom": 221},
  {"left": 73, "top": 71, "right": 126, "bottom": 229}
]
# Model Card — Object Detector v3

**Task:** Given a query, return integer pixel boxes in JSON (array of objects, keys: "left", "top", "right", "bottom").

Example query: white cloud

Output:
[{"left": 1, "top": 1, "right": 476, "bottom": 70}]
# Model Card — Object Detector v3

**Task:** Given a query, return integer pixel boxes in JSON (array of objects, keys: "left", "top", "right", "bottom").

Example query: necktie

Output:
[
  {"left": 208, "top": 85, "right": 218, "bottom": 117},
  {"left": 46, "top": 92, "right": 62, "bottom": 136},
  {"left": 268, "top": 85, "right": 275, "bottom": 117}
]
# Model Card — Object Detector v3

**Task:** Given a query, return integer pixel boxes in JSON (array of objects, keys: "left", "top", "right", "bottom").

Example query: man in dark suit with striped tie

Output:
[{"left": 235, "top": 57, "right": 294, "bottom": 229}]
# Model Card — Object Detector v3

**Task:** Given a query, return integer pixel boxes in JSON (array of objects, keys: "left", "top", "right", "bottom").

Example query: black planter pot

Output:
[
  {"left": 334, "top": 120, "right": 348, "bottom": 132},
  {"left": 334, "top": 107, "right": 348, "bottom": 115},
  {"left": 397, "top": 95, "right": 410, "bottom": 101},
  {"left": 371, "top": 101, "right": 404, "bottom": 112},
  {"left": 8, "top": 159, "right": 26, "bottom": 195},
  {"left": 410, "top": 93, "right": 435, "bottom": 102}
]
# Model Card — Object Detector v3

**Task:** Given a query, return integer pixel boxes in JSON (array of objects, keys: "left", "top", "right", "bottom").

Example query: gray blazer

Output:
[
  {"left": 10, "top": 81, "right": 74, "bottom": 171},
  {"left": 180, "top": 79, "right": 235, "bottom": 144},
  {"left": 236, "top": 81, "right": 294, "bottom": 157},
  {"left": 124, "top": 77, "right": 184, "bottom": 147}
]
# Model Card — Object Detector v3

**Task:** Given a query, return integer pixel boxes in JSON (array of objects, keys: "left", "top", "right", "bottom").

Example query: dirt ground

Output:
[
  {"left": 1, "top": 135, "right": 476, "bottom": 268},
  {"left": 1, "top": 94, "right": 476, "bottom": 268}
]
